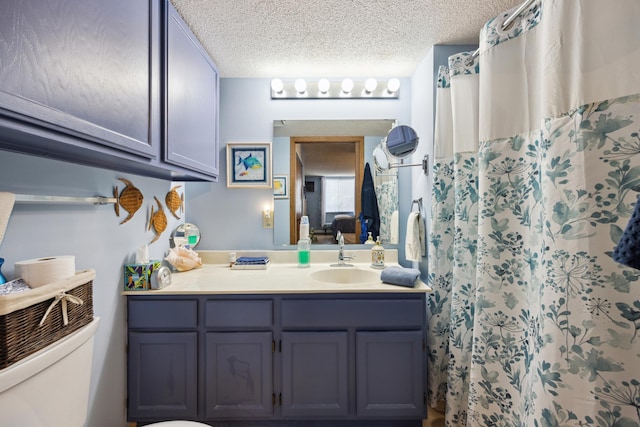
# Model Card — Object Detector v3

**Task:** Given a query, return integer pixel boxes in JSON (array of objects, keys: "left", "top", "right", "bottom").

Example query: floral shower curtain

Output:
[{"left": 428, "top": 1, "right": 640, "bottom": 425}]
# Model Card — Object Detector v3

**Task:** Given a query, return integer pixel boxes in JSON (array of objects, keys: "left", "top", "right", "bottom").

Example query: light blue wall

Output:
[
  {"left": 0, "top": 66, "right": 439, "bottom": 427},
  {"left": 273, "top": 135, "right": 291, "bottom": 245},
  {"left": 0, "top": 151, "right": 182, "bottom": 426},
  {"left": 186, "top": 78, "right": 412, "bottom": 251},
  {"left": 409, "top": 44, "right": 478, "bottom": 278}
]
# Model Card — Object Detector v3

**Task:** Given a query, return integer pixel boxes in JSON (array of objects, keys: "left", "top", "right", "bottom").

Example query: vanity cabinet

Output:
[
  {"left": 128, "top": 332, "right": 198, "bottom": 419},
  {"left": 0, "top": 0, "right": 219, "bottom": 181},
  {"left": 127, "top": 293, "right": 427, "bottom": 426},
  {"left": 127, "top": 298, "right": 199, "bottom": 419},
  {"left": 203, "top": 299, "right": 274, "bottom": 418},
  {"left": 356, "top": 331, "right": 425, "bottom": 418},
  {"left": 280, "top": 331, "right": 349, "bottom": 418},
  {"left": 205, "top": 332, "right": 273, "bottom": 418},
  {"left": 280, "top": 297, "right": 426, "bottom": 420}
]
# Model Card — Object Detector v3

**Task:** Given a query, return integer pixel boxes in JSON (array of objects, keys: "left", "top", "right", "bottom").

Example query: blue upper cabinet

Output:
[
  {"left": 0, "top": 0, "right": 157, "bottom": 157},
  {"left": 0, "top": 0, "right": 219, "bottom": 181},
  {"left": 164, "top": 1, "right": 219, "bottom": 178}
]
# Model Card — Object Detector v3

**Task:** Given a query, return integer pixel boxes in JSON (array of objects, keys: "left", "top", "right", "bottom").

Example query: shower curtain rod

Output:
[{"left": 466, "top": 0, "right": 537, "bottom": 64}]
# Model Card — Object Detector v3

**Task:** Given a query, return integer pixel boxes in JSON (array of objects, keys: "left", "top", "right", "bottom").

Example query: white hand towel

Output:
[
  {"left": 0, "top": 192, "right": 15, "bottom": 246},
  {"left": 405, "top": 212, "right": 425, "bottom": 262},
  {"left": 390, "top": 210, "right": 399, "bottom": 244}
]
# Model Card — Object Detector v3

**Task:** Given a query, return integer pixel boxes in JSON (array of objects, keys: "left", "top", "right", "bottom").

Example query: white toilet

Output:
[
  {"left": 0, "top": 317, "right": 208, "bottom": 427},
  {"left": 0, "top": 317, "right": 101, "bottom": 427}
]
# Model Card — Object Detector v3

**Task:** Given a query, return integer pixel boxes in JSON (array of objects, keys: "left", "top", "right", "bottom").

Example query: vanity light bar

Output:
[{"left": 270, "top": 78, "right": 400, "bottom": 99}]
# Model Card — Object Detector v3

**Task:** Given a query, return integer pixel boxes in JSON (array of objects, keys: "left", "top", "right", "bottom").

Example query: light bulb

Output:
[
  {"left": 387, "top": 78, "right": 400, "bottom": 94},
  {"left": 318, "top": 78, "right": 330, "bottom": 94},
  {"left": 271, "top": 78, "right": 284, "bottom": 94},
  {"left": 341, "top": 78, "right": 354, "bottom": 94},
  {"left": 364, "top": 78, "right": 378, "bottom": 94},
  {"left": 294, "top": 78, "right": 307, "bottom": 94}
]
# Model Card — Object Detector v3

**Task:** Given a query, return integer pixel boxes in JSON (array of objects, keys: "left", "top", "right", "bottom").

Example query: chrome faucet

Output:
[{"left": 334, "top": 231, "right": 355, "bottom": 267}]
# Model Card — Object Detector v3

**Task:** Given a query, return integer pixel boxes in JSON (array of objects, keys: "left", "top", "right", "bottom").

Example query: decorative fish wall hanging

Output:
[
  {"left": 114, "top": 178, "right": 144, "bottom": 225},
  {"left": 148, "top": 196, "right": 167, "bottom": 244},
  {"left": 165, "top": 185, "right": 184, "bottom": 219}
]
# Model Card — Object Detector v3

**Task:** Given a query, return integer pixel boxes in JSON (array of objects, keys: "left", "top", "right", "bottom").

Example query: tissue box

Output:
[{"left": 123, "top": 261, "right": 161, "bottom": 290}]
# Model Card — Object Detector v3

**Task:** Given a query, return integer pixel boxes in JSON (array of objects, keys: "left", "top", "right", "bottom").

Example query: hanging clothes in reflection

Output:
[{"left": 360, "top": 163, "right": 380, "bottom": 243}]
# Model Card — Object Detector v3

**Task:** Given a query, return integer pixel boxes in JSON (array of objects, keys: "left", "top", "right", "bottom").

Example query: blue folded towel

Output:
[
  {"left": 614, "top": 195, "right": 640, "bottom": 270},
  {"left": 235, "top": 256, "right": 269, "bottom": 265},
  {"left": 380, "top": 266, "right": 420, "bottom": 287}
]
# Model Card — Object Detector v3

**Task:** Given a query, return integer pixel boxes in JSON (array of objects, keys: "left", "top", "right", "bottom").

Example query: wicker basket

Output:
[{"left": 0, "top": 269, "right": 95, "bottom": 369}]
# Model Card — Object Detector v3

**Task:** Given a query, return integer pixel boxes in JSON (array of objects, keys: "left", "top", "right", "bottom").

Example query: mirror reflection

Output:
[
  {"left": 386, "top": 125, "right": 419, "bottom": 158},
  {"left": 171, "top": 223, "right": 201, "bottom": 248},
  {"left": 272, "top": 120, "right": 399, "bottom": 246}
]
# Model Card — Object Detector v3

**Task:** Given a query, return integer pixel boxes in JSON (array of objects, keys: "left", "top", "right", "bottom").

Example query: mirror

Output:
[
  {"left": 374, "top": 125, "right": 423, "bottom": 173},
  {"left": 373, "top": 146, "right": 390, "bottom": 170},
  {"left": 386, "top": 125, "right": 419, "bottom": 158},
  {"left": 171, "top": 223, "right": 201, "bottom": 248},
  {"left": 272, "top": 120, "right": 399, "bottom": 247}
]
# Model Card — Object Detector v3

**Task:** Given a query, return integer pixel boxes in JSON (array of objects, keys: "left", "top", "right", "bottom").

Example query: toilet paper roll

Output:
[{"left": 15, "top": 256, "right": 76, "bottom": 288}]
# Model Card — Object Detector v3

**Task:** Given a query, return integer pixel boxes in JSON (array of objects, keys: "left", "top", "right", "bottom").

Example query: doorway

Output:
[{"left": 289, "top": 136, "right": 364, "bottom": 244}]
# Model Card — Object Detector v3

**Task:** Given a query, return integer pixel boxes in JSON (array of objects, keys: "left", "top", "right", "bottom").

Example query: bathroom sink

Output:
[{"left": 310, "top": 267, "right": 380, "bottom": 284}]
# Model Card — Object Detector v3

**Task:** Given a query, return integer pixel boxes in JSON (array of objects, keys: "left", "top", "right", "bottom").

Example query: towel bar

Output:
[{"left": 14, "top": 194, "right": 116, "bottom": 205}]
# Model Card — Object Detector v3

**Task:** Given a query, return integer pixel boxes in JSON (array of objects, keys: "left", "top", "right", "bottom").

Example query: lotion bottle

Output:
[
  {"left": 365, "top": 232, "right": 375, "bottom": 245},
  {"left": 371, "top": 236, "right": 385, "bottom": 268}
]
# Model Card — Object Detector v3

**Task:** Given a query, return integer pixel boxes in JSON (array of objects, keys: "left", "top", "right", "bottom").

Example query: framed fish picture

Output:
[
  {"left": 226, "top": 142, "right": 272, "bottom": 188},
  {"left": 273, "top": 175, "right": 288, "bottom": 199}
]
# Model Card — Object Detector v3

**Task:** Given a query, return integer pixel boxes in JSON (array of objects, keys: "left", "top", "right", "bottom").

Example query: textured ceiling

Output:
[{"left": 169, "top": 0, "right": 524, "bottom": 78}]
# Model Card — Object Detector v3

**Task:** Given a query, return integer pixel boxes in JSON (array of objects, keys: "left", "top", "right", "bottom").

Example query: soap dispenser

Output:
[
  {"left": 298, "top": 216, "right": 311, "bottom": 268},
  {"left": 364, "top": 232, "right": 375, "bottom": 245},
  {"left": 371, "top": 236, "right": 385, "bottom": 268}
]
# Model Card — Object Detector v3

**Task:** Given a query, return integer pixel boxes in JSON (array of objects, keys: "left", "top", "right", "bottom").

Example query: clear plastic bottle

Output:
[
  {"left": 298, "top": 216, "right": 311, "bottom": 267},
  {"left": 298, "top": 237, "right": 311, "bottom": 267}
]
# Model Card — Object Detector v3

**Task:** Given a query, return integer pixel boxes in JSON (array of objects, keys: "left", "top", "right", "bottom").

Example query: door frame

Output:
[{"left": 289, "top": 136, "right": 364, "bottom": 244}]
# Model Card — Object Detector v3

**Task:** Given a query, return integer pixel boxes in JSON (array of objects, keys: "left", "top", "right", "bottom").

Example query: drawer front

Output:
[
  {"left": 205, "top": 300, "right": 273, "bottom": 328},
  {"left": 128, "top": 299, "right": 198, "bottom": 329},
  {"left": 281, "top": 298, "right": 424, "bottom": 328}
]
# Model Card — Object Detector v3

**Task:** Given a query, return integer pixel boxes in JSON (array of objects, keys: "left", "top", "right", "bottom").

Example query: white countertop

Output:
[{"left": 123, "top": 249, "right": 432, "bottom": 295}]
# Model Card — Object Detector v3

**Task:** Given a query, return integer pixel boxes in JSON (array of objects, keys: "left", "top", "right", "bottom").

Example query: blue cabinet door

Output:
[
  {"left": 128, "top": 332, "right": 198, "bottom": 420},
  {"left": 164, "top": 1, "right": 219, "bottom": 178},
  {"left": 0, "top": 0, "right": 158, "bottom": 158},
  {"left": 281, "top": 331, "right": 349, "bottom": 418},
  {"left": 356, "top": 331, "right": 425, "bottom": 418},
  {"left": 205, "top": 332, "right": 273, "bottom": 418}
]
